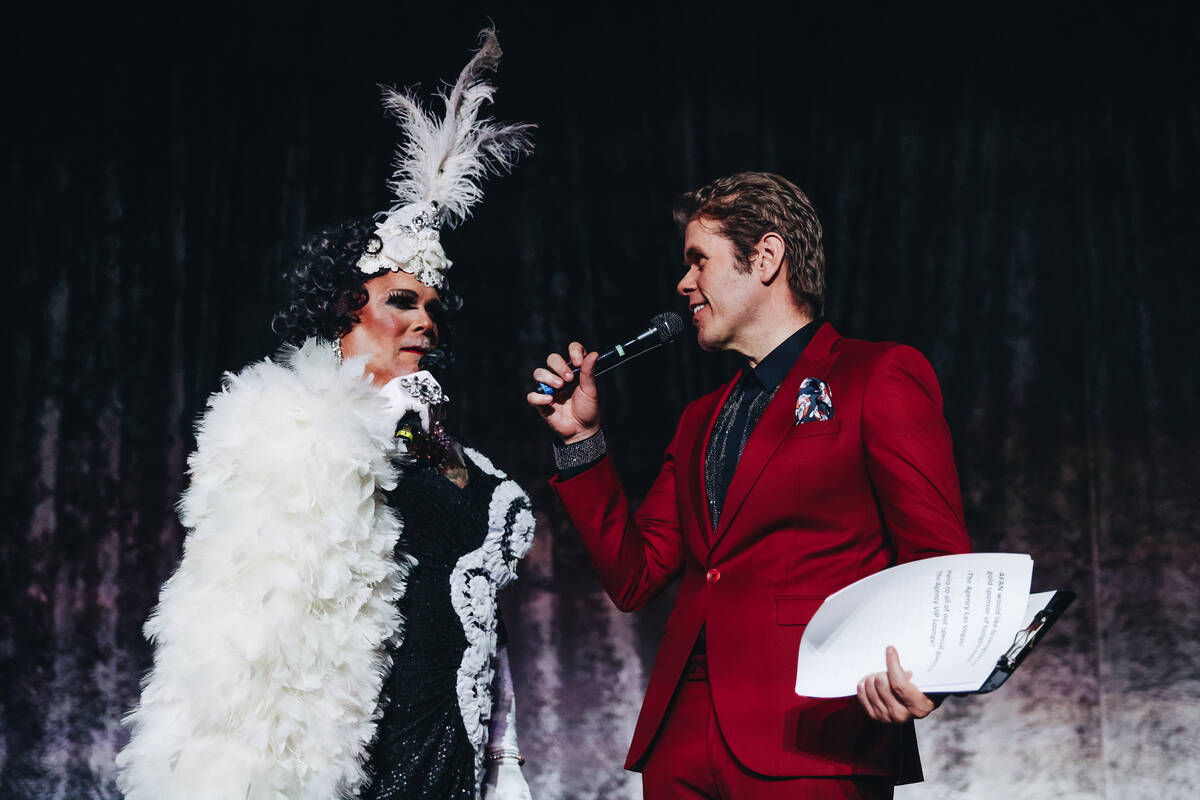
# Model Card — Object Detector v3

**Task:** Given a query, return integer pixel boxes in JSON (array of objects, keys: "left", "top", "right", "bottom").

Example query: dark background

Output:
[{"left": 3, "top": 4, "right": 1198, "bottom": 797}]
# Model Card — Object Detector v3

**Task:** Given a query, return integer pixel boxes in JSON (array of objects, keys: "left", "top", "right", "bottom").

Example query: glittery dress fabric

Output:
[{"left": 360, "top": 455, "right": 500, "bottom": 800}]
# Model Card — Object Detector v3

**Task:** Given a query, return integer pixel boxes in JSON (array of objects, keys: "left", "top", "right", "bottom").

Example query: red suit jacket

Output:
[{"left": 551, "top": 322, "right": 971, "bottom": 779}]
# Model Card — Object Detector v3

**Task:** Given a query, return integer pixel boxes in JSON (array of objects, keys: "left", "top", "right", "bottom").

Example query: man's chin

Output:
[{"left": 694, "top": 330, "right": 724, "bottom": 352}]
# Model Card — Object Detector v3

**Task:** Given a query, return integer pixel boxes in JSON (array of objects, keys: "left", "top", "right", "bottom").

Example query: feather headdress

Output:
[{"left": 356, "top": 28, "right": 534, "bottom": 287}]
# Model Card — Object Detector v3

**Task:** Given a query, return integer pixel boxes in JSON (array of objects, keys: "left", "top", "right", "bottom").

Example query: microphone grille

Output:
[{"left": 652, "top": 311, "right": 685, "bottom": 342}]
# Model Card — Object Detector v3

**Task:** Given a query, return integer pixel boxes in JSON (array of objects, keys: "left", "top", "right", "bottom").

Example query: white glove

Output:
[
  {"left": 482, "top": 644, "right": 531, "bottom": 800},
  {"left": 378, "top": 370, "right": 448, "bottom": 431},
  {"left": 482, "top": 760, "right": 531, "bottom": 800}
]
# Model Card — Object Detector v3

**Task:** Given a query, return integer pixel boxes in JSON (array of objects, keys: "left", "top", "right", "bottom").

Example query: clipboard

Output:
[{"left": 972, "top": 589, "right": 1076, "bottom": 694}]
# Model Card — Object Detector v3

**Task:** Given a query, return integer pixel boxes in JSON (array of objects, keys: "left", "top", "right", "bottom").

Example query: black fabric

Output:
[
  {"left": 703, "top": 373, "right": 773, "bottom": 530},
  {"left": 361, "top": 456, "right": 501, "bottom": 800},
  {"left": 554, "top": 430, "right": 608, "bottom": 481},
  {"left": 555, "top": 457, "right": 595, "bottom": 482},
  {"left": 750, "top": 319, "right": 825, "bottom": 393},
  {"left": 704, "top": 318, "right": 824, "bottom": 528}
]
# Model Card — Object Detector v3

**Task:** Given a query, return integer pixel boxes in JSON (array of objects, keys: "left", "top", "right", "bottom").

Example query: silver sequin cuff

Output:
[{"left": 553, "top": 430, "right": 607, "bottom": 471}]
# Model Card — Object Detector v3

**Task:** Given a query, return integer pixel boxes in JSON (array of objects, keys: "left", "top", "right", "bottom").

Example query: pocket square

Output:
[{"left": 795, "top": 378, "right": 834, "bottom": 424}]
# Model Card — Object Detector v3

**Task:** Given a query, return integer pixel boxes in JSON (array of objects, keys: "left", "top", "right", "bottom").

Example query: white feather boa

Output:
[{"left": 116, "top": 339, "right": 412, "bottom": 800}]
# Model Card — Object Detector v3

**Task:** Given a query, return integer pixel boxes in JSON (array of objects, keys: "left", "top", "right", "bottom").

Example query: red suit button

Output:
[{"left": 706, "top": 568, "right": 721, "bottom": 583}]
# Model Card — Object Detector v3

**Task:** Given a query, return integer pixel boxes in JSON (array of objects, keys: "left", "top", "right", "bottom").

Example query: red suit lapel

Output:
[{"left": 708, "top": 322, "right": 842, "bottom": 554}]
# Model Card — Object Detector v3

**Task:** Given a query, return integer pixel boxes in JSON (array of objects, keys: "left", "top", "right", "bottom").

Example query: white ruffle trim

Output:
[{"left": 448, "top": 448, "right": 535, "bottom": 795}]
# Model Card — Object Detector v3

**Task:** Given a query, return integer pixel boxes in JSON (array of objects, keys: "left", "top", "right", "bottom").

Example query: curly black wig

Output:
[{"left": 272, "top": 217, "right": 462, "bottom": 370}]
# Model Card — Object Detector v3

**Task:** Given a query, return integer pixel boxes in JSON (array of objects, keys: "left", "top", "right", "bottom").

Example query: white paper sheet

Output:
[{"left": 794, "top": 553, "right": 1035, "bottom": 697}]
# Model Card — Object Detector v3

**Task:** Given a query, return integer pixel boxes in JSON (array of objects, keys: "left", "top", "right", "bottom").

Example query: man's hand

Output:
[
  {"left": 526, "top": 342, "right": 601, "bottom": 443},
  {"left": 856, "top": 646, "right": 935, "bottom": 724}
]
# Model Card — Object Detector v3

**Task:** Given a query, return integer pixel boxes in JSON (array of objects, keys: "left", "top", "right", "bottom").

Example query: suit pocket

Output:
[
  {"left": 786, "top": 418, "right": 842, "bottom": 439},
  {"left": 775, "top": 595, "right": 826, "bottom": 625}
]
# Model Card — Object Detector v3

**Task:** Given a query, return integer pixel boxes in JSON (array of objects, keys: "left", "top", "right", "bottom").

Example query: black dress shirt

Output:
[{"left": 703, "top": 318, "right": 823, "bottom": 528}]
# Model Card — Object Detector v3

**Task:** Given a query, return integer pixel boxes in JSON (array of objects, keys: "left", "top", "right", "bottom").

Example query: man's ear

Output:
[{"left": 752, "top": 232, "right": 786, "bottom": 285}]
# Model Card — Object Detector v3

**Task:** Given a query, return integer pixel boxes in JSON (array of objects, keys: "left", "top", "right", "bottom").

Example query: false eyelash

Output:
[{"left": 386, "top": 290, "right": 418, "bottom": 303}]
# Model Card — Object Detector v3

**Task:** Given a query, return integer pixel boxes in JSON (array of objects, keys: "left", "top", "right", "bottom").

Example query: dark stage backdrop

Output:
[{"left": 3, "top": 6, "right": 1198, "bottom": 799}]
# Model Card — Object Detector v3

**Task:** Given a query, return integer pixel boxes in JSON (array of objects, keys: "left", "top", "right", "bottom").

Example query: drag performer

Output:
[{"left": 117, "top": 30, "right": 535, "bottom": 800}]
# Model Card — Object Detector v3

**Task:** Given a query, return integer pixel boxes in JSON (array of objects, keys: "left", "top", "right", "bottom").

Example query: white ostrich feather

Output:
[{"left": 381, "top": 28, "right": 534, "bottom": 229}]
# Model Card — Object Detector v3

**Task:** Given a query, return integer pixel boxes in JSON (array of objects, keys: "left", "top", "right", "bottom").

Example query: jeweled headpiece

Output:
[{"left": 356, "top": 29, "right": 534, "bottom": 288}]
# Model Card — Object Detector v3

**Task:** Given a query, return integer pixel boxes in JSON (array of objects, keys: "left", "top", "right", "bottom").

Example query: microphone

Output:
[{"left": 535, "top": 311, "right": 685, "bottom": 395}]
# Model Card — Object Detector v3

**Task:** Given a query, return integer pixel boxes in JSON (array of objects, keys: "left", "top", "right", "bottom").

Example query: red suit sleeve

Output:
[
  {"left": 550, "top": 425, "right": 685, "bottom": 612},
  {"left": 862, "top": 345, "right": 972, "bottom": 562}
]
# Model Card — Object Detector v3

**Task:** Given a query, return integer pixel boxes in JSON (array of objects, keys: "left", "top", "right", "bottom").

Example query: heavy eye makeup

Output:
[
  {"left": 385, "top": 289, "right": 444, "bottom": 334},
  {"left": 386, "top": 289, "right": 419, "bottom": 309}
]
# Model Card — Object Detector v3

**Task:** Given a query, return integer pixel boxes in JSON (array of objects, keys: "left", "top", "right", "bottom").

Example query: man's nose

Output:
[
  {"left": 413, "top": 310, "right": 436, "bottom": 336},
  {"left": 676, "top": 266, "right": 697, "bottom": 296}
]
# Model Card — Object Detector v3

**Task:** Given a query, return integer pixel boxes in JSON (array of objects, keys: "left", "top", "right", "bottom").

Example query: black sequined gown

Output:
[{"left": 360, "top": 455, "right": 501, "bottom": 800}]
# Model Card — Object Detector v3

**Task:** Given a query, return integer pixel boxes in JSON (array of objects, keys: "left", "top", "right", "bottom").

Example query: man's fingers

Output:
[
  {"left": 884, "top": 646, "right": 916, "bottom": 696},
  {"left": 568, "top": 341, "right": 586, "bottom": 367},
  {"left": 884, "top": 646, "right": 934, "bottom": 718},
  {"left": 859, "top": 650, "right": 936, "bottom": 724},
  {"left": 577, "top": 351, "right": 599, "bottom": 394},
  {"left": 874, "top": 673, "right": 910, "bottom": 722},
  {"left": 885, "top": 646, "right": 907, "bottom": 683},
  {"left": 546, "top": 352, "right": 574, "bottom": 381},
  {"left": 532, "top": 367, "right": 565, "bottom": 390},
  {"left": 861, "top": 668, "right": 917, "bottom": 723},
  {"left": 861, "top": 674, "right": 892, "bottom": 722},
  {"left": 525, "top": 392, "right": 559, "bottom": 423},
  {"left": 857, "top": 678, "right": 880, "bottom": 722}
]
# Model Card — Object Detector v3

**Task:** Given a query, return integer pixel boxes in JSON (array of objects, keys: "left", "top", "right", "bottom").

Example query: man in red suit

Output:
[{"left": 527, "top": 172, "right": 971, "bottom": 798}]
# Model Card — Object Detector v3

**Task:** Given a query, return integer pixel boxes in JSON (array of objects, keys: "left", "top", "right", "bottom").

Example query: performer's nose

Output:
[{"left": 677, "top": 266, "right": 698, "bottom": 296}]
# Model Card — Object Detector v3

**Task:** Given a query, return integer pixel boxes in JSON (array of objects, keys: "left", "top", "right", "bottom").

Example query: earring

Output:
[{"left": 332, "top": 337, "right": 343, "bottom": 362}]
